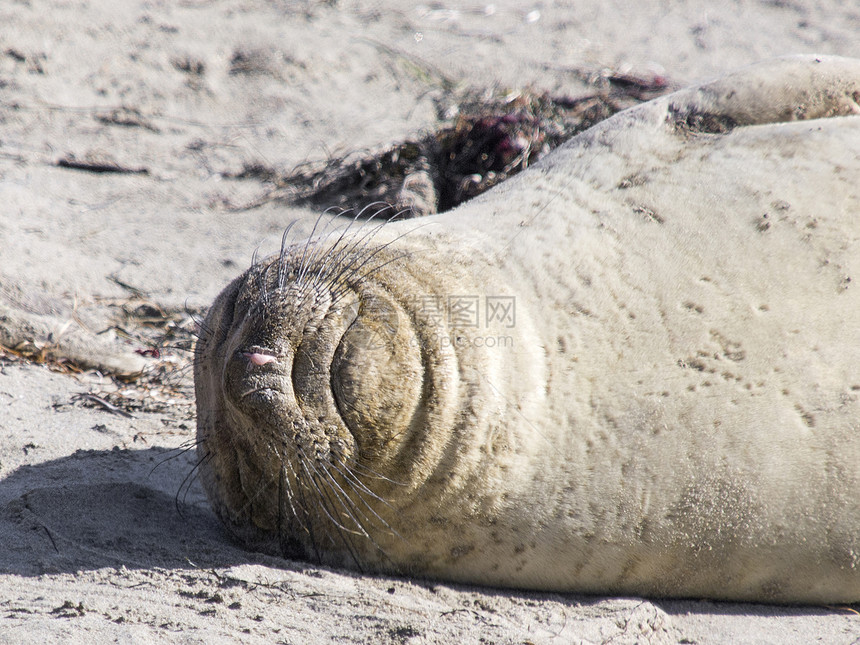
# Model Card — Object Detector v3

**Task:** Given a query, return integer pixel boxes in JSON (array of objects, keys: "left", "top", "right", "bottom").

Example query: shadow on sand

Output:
[{"left": 0, "top": 446, "right": 850, "bottom": 620}]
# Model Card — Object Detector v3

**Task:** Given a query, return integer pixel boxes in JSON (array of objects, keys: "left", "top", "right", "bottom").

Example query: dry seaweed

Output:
[
  {"left": 231, "top": 72, "right": 671, "bottom": 218},
  {"left": 1, "top": 297, "right": 202, "bottom": 419}
]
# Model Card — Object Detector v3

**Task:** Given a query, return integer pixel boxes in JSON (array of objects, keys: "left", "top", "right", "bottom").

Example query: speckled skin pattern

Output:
[{"left": 195, "top": 56, "right": 860, "bottom": 603}]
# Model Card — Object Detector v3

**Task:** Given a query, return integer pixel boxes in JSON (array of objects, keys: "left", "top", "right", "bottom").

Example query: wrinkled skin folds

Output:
[{"left": 195, "top": 56, "right": 860, "bottom": 603}]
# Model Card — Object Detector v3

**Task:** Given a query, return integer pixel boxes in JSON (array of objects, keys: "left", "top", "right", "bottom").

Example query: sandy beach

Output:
[{"left": 1, "top": 1, "right": 859, "bottom": 642}]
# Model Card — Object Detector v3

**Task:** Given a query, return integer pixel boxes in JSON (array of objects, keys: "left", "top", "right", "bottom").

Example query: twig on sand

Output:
[
  {"left": 72, "top": 393, "right": 137, "bottom": 419},
  {"left": 56, "top": 154, "right": 149, "bottom": 175}
]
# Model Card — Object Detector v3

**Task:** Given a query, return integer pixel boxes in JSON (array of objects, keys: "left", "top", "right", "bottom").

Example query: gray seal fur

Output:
[{"left": 194, "top": 56, "right": 860, "bottom": 603}]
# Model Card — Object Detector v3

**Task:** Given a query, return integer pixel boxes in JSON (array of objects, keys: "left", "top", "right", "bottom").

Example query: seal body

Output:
[{"left": 194, "top": 56, "right": 860, "bottom": 603}]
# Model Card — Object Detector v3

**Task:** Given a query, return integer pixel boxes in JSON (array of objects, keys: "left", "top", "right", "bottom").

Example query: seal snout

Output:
[
  {"left": 242, "top": 350, "right": 279, "bottom": 367},
  {"left": 222, "top": 343, "right": 293, "bottom": 416}
]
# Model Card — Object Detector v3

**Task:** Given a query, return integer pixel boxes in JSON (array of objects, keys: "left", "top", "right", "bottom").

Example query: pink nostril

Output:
[{"left": 243, "top": 352, "right": 277, "bottom": 366}]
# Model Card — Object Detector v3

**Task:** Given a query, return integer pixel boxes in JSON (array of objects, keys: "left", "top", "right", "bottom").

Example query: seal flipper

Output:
[{"left": 661, "top": 54, "right": 860, "bottom": 130}]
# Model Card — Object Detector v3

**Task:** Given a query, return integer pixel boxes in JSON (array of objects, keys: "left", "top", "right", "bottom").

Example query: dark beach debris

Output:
[
  {"left": 50, "top": 601, "right": 86, "bottom": 618},
  {"left": 231, "top": 71, "right": 672, "bottom": 218},
  {"left": 228, "top": 47, "right": 272, "bottom": 75},
  {"left": 171, "top": 55, "right": 206, "bottom": 76},
  {"left": 0, "top": 339, "right": 86, "bottom": 374},
  {"left": 66, "top": 296, "right": 200, "bottom": 418},
  {"left": 107, "top": 274, "right": 148, "bottom": 299},
  {"left": 605, "top": 71, "right": 671, "bottom": 99},
  {"left": 5, "top": 47, "right": 46, "bottom": 74},
  {"left": 4, "top": 48, "right": 27, "bottom": 63},
  {"left": 56, "top": 152, "right": 149, "bottom": 175},
  {"left": 1, "top": 295, "right": 200, "bottom": 417},
  {"left": 71, "top": 393, "right": 137, "bottom": 419},
  {"left": 94, "top": 106, "right": 160, "bottom": 133}
]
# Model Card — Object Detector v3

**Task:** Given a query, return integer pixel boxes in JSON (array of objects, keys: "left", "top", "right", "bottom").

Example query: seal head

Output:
[{"left": 194, "top": 226, "right": 543, "bottom": 568}]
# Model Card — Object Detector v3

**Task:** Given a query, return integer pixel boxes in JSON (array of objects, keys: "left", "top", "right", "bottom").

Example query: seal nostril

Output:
[{"left": 243, "top": 351, "right": 278, "bottom": 366}]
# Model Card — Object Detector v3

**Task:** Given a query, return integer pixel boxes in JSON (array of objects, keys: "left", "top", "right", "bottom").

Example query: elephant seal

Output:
[{"left": 194, "top": 55, "right": 860, "bottom": 603}]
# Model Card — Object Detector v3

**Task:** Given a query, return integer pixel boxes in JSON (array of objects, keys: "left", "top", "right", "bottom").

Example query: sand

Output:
[{"left": 0, "top": 1, "right": 858, "bottom": 643}]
